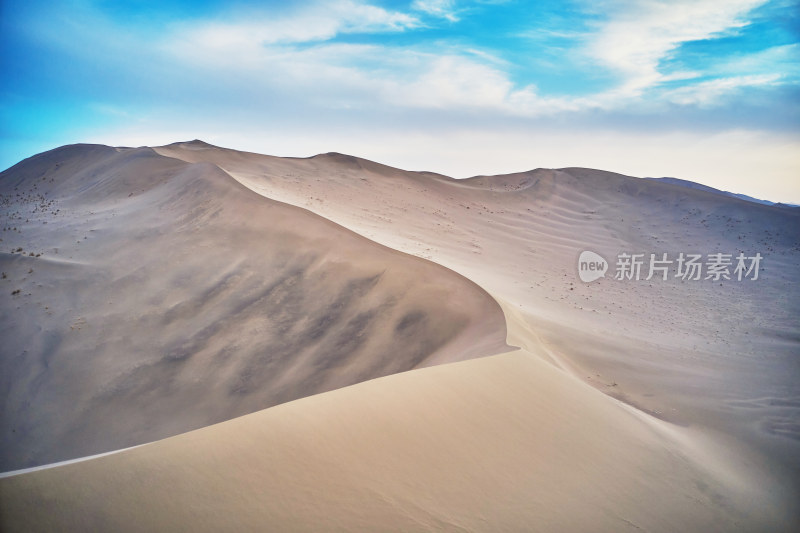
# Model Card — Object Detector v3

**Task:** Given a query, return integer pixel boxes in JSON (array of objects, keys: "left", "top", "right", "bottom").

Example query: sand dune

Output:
[
  {"left": 1, "top": 140, "right": 798, "bottom": 531},
  {"left": 156, "top": 141, "right": 800, "bottom": 477},
  {"left": 0, "top": 144, "right": 508, "bottom": 470},
  {"left": 2, "top": 350, "right": 795, "bottom": 532}
]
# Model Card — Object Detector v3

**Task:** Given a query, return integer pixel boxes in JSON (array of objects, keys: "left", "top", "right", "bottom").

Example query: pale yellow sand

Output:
[{"left": 2, "top": 350, "right": 794, "bottom": 532}]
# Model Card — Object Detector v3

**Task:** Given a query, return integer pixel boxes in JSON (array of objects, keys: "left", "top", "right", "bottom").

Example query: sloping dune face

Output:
[
  {"left": 0, "top": 144, "right": 508, "bottom": 470},
  {"left": 0, "top": 351, "right": 793, "bottom": 532},
  {"left": 150, "top": 141, "right": 800, "bottom": 527},
  {"left": 156, "top": 142, "right": 800, "bottom": 479}
]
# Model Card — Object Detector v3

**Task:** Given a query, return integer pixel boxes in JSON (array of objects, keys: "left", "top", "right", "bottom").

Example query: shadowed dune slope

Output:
[{"left": 0, "top": 144, "right": 508, "bottom": 470}]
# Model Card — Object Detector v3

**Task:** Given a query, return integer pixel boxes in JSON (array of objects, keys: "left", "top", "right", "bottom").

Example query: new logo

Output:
[{"left": 578, "top": 250, "right": 608, "bottom": 283}]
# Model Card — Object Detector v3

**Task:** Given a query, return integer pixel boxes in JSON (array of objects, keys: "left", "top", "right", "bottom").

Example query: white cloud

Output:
[
  {"left": 172, "top": 0, "right": 419, "bottom": 52},
  {"left": 382, "top": 55, "right": 514, "bottom": 108},
  {"left": 707, "top": 43, "right": 800, "bottom": 78},
  {"left": 159, "top": 0, "right": 788, "bottom": 118},
  {"left": 662, "top": 74, "right": 782, "bottom": 106},
  {"left": 166, "top": 16, "right": 590, "bottom": 118},
  {"left": 412, "top": 0, "right": 460, "bottom": 22},
  {"left": 585, "top": 0, "right": 769, "bottom": 95}
]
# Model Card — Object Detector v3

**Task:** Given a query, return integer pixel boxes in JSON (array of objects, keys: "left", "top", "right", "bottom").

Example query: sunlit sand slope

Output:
[{"left": 1, "top": 350, "right": 794, "bottom": 532}]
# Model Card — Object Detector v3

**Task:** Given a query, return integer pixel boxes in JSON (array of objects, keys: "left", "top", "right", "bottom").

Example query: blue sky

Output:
[{"left": 2, "top": 0, "right": 799, "bottom": 201}]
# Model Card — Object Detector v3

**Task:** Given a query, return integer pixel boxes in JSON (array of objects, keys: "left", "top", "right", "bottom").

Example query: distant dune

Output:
[
  {"left": 645, "top": 176, "right": 791, "bottom": 206},
  {"left": 1, "top": 141, "right": 799, "bottom": 531}
]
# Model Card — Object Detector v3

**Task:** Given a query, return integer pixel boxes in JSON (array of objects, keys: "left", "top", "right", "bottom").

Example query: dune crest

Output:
[{"left": 0, "top": 144, "right": 508, "bottom": 470}]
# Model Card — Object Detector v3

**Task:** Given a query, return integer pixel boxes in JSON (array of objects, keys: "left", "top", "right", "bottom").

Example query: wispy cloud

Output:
[
  {"left": 158, "top": 0, "right": 794, "bottom": 121},
  {"left": 412, "top": 0, "right": 460, "bottom": 22},
  {"left": 173, "top": 0, "right": 419, "bottom": 52},
  {"left": 707, "top": 43, "right": 800, "bottom": 79},
  {"left": 382, "top": 54, "right": 516, "bottom": 109},
  {"left": 661, "top": 73, "right": 783, "bottom": 106},
  {"left": 584, "top": 0, "right": 769, "bottom": 95},
  {"left": 22, "top": 0, "right": 788, "bottom": 119}
]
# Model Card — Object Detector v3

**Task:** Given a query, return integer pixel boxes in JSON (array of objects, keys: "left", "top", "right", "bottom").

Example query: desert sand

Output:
[
  {"left": 0, "top": 144, "right": 508, "bottom": 470},
  {"left": 1, "top": 140, "right": 798, "bottom": 531}
]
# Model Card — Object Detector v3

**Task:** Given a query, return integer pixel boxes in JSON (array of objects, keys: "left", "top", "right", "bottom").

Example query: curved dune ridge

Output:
[
  {"left": 1, "top": 140, "right": 799, "bottom": 531},
  {"left": 0, "top": 144, "right": 508, "bottom": 470}
]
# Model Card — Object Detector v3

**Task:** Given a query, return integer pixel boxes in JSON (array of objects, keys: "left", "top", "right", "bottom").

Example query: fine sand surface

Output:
[
  {"left": 1, "top": 350, "right": 795, "bottom": 532},
  {"left": 156, "top": 141, "right": 800, "bottom": 474},
  {"left": 1, "top": 140, "right": 799, "bottom": 531},
  {"left": 0, "top": 144, "right": 508, "bottom": 470}
]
